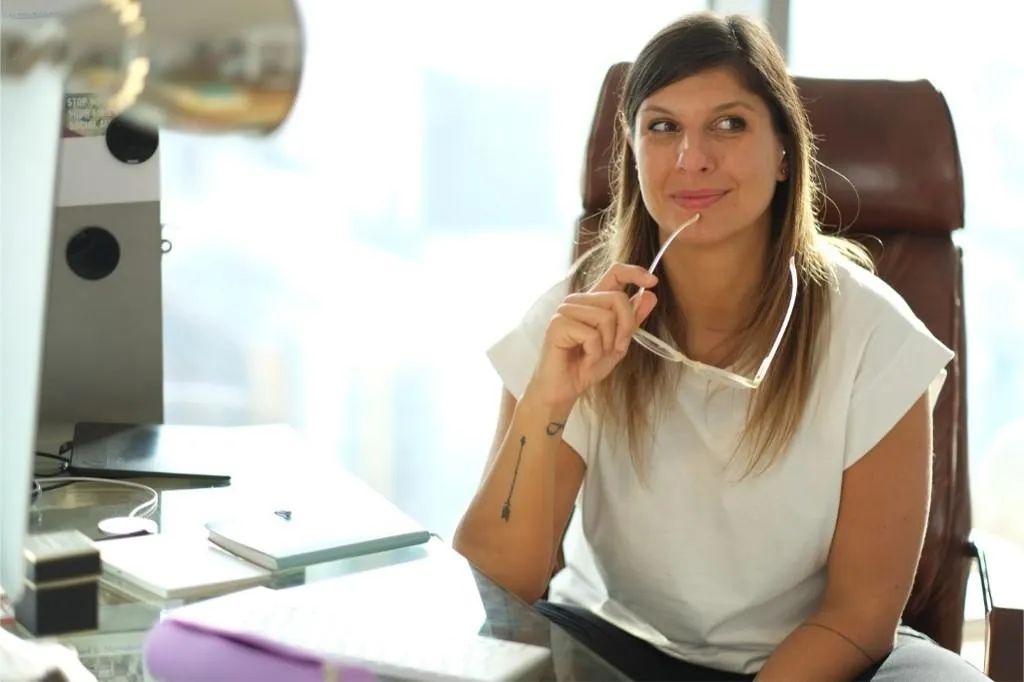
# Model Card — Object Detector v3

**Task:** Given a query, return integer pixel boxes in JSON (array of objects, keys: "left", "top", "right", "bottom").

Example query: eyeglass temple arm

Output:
[
  {"left": 752, "top": 259, "right": 799, "bottom": 382},
  {"left": 633, "top": 213, "right": 702, "bottom": 312}
]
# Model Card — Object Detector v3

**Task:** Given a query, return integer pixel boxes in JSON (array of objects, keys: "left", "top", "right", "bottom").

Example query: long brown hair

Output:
[{"left": 571, "top": 12, "right": 871, "bottom": 477}]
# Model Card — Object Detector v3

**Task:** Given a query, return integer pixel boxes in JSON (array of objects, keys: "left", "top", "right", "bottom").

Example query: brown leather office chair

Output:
[{"left": 573, "top": 62, "right": 1024, "bottom": 681}]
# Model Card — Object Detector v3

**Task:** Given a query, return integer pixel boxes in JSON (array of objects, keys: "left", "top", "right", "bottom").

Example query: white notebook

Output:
[
  {"left": 99, "top": 533, "right": 271, "bottom": 600},
  {"left": 168, "top": 584, "right": 551, "bottom": 682}
]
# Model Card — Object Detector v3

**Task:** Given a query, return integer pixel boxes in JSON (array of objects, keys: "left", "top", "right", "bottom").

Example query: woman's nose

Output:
[{"left": 676, "top": 134, "right": 715, "bottom": 173}]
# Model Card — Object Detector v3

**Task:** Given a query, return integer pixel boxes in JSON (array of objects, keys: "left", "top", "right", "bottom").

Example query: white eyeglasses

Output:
[{"left": 631, "top": 214, "right": 798, "bottom": 390}]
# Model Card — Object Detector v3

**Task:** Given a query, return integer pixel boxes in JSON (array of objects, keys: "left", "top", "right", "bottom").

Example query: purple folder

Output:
[{"left": 144, "top": 618, "right": 379, "bottom": 682}]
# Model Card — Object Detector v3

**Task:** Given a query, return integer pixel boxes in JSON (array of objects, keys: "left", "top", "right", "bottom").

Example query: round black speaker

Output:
[
  {"left": 104, "top": 115, "right": 159, "bottom": 164},
  {"left": 66, "top": 226, "right": 120, "bottom": 281}
]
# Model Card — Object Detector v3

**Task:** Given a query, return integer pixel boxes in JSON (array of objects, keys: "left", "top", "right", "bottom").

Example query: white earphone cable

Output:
[{"left": 37, "top": 476, "right": 158, "bottom": 518}]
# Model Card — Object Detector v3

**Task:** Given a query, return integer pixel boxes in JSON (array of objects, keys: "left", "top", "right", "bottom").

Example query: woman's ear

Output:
[{"left": 776, "top": 146, "right": 789, "bottom": 182}]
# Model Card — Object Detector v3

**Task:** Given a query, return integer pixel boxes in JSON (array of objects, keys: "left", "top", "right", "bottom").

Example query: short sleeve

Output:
[
  {"left": 485, "top": 278, "right": 593, "bottom": 463},
  {"left": 843, "top": 296, "right": 955, "bottom": 469}
]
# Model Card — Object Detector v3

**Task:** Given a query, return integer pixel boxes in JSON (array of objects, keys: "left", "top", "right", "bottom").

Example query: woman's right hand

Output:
[{"left": 529, "top": 264, "right": 660, "bottom": 411}]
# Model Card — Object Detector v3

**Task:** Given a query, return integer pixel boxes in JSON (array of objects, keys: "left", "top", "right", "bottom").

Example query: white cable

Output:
[{"left": 38, "top": 476, "right": 158, "bottom": 519}]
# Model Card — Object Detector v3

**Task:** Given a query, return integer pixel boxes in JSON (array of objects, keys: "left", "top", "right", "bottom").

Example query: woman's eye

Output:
[
  {"left": 714, "top": 116, "right": 747, "bottom": 132},
  {"left": 648, "top": 120, "right": 678, "bottom": 134}
]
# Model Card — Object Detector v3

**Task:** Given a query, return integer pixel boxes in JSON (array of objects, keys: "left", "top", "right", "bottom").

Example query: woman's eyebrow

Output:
[
  {"left": 710, "top": 100, "right": 758, "bottom": 114},
  {"left": 638, "top": 99, "right": 758, "bottom": 117}
]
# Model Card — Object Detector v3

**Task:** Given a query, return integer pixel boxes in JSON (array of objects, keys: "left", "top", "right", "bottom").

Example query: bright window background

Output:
[
  {"left": 789, "top": 1, "right": 1024, "bottom": 554},
  {"left": 160, "top": 2, "right": 708, "bottom": 538}
]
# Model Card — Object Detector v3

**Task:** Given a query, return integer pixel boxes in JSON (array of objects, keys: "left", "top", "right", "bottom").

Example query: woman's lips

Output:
[{"left": 671, "top": 190, "right": 728, "bottom": 210}]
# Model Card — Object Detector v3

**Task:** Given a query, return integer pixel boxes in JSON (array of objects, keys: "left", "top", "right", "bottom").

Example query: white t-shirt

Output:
[{"left": 485, "top": 254, "right": 955, "bottom": 674}]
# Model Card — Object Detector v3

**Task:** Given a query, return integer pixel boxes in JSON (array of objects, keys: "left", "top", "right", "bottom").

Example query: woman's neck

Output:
[{"left": 659, "top": 229, "right": 768, "bottom": 362}]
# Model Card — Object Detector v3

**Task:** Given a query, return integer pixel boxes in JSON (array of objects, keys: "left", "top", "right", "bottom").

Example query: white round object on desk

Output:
[{"left": 98, "top": 516, "right": 158, "bottom": 537}]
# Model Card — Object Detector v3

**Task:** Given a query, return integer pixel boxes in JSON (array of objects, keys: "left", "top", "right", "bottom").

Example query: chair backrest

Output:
[{"left": 576, "top": 64, "right": 971, "bottom": 653}]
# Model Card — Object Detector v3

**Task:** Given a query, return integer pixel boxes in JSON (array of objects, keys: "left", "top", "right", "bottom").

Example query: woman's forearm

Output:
[
  {"left": 452, "top": 386, "right": 575, "bottom": 602},
  {"left": 755, "top": 607, "right": 895, "bottom": 682}
]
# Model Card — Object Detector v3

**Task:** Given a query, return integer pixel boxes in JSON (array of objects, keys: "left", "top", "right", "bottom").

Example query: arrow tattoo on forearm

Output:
[{"left": 500, "top": 422, "right": 565, "bottom": 522}]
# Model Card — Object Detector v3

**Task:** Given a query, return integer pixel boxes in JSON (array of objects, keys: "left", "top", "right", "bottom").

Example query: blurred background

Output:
[{"left": 157, "top": 0, "right": 1024, "bottom": 560}]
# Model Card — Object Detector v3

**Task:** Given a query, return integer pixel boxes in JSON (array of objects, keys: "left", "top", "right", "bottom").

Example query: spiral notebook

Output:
[{"left": 150, "top": 576, "right": 551, "bottom": 682}]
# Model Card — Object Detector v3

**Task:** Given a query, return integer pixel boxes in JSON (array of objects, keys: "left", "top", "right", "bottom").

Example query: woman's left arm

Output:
[{"left": 755, "top": 392, "right": 933, "bottom": 682}]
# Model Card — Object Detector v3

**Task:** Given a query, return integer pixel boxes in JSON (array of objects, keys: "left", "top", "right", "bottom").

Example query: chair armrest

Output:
[{"left": 968, "top": 531, "right": 1024, "bottom": 682}]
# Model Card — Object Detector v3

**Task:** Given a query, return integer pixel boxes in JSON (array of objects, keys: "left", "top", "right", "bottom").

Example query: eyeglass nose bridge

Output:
[{"left": 632, "top": 327, "right": 763, "bottom": 389}]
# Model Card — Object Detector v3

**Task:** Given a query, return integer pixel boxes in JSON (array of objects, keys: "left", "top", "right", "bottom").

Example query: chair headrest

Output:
[{"left": 581, "top": 64, "right": 965, "bottom": 234}]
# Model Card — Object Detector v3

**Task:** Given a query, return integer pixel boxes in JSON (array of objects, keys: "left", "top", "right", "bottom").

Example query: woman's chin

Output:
[{"left": 662, "top": 214, "right": 722, "bottom": 241}]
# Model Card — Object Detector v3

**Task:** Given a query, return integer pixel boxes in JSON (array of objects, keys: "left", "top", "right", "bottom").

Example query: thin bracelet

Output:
[{"left": 800, "top": 621, "right": 876, "bottom": 664}]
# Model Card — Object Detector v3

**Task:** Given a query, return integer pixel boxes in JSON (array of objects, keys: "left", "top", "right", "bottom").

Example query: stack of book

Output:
[{"left": 99, "top": 501, "right": 431, "bottom": 602}]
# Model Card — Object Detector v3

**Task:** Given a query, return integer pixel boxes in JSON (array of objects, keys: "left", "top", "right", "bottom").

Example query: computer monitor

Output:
[
  {"left": 0, "top": 0, "right": 305, "bottom": 605},
  {"left": 0, "top": 64, "right": 67, "bottom": 603}
]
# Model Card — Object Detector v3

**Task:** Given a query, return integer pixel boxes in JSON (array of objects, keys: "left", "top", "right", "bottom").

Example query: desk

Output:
[{"left": 21, "top": 426, "right": 629, "bottom": 682}]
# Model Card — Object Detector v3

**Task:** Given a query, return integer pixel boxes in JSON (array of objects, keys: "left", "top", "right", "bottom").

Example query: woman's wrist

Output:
[{"left": 520, "top": 379, "right": 577, "bottom": 426}]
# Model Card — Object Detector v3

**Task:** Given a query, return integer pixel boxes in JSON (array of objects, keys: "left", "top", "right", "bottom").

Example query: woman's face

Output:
[{"left": 631, "top": 67, "right": 787, "bottom": 249}]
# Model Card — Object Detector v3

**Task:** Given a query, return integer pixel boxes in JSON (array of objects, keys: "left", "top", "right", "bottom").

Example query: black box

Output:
[{"left": 15, "top": 530, "right": 101, "bottom": 636}]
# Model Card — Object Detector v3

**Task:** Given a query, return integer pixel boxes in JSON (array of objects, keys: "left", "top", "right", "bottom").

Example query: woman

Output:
[{"left": 452, "top": 11, "right": 989, "bottom": 682}]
